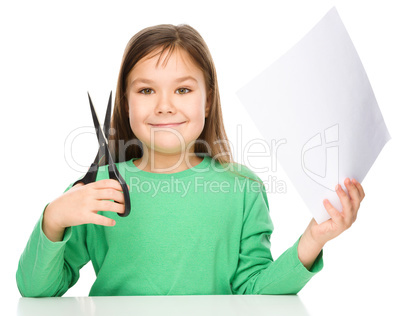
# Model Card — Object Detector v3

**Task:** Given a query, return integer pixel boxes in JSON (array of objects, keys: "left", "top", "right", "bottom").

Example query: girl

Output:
[{"left": 16, "top": 24, "right": 365, "bottom": 297}]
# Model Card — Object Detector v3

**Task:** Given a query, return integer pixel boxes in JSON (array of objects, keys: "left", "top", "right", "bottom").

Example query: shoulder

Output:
[
  {"left": 211, "top": 158, "right": 263, "bottom": 183},
  {"left": 232, "top": 161, "right": 262, "bottom": 183},
  {"left": 207, "top": 158, "right": 267, "bottom": 198}
]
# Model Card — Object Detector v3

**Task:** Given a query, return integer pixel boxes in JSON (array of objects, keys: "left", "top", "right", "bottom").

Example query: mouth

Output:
[{"left": 149, "top": 121, "right": 186, "bottom": 127}]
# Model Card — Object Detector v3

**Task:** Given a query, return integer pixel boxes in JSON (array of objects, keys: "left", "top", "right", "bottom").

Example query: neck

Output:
[{"left": 134, "top": 147, "right": 203, "bottom": 174}]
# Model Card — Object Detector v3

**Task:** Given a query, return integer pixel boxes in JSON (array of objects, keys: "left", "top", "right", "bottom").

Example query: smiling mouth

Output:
[{"left": 150, "top": 122, "right": 186, "bottom": 127}]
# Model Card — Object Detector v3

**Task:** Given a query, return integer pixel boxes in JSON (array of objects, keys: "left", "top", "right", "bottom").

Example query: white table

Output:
[
  {"left": 15, "top": 290, "right": 402, "bottom": 316},
  {"left": 17, "top": 295, "right": 309, "bottom": 316}
]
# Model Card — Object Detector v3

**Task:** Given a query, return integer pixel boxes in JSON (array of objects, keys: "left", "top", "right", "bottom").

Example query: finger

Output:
[
  {"left": 335, "top": 183, "right": 353, "bottom": 214},
  {"left": 92, "top": 179, "right": 130, "bottom": 192},
  {"left": 93, "top": 179, "right": 124, "bottom": 191},
  {"left": 344, "top": 178, "right": 361, "bottom": 211},
  {"left": 89, "top": 214, "right": 116, "bottom": 227},
  {"left": 96, "top": 188, "right": 125, "bottom": 204},
  {"left": 352, "top": 178, "right": 365, "bottom": 200},
  {"left": 323, "top": 199, "right": 343, "bottom": 224},
  {"left": 95, "top": 200, "right": 125, "bottom": 214},
  {"left": 72, "top": 182, "right": 84, "bottom": 189}
]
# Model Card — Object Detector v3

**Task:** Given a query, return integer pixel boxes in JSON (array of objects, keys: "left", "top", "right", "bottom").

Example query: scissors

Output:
[{"left": 72, "top": 91, "right": 131, "bottom": 217}]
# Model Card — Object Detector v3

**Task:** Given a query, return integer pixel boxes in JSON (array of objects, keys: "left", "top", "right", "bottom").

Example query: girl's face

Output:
[{"left": 126, "top": 48, "right": 211, "bottom": 156}]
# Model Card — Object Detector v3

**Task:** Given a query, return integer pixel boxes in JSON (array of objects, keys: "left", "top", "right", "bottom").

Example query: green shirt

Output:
[{"left": 16, "top": 155, "right": 323, "bottom": 297}]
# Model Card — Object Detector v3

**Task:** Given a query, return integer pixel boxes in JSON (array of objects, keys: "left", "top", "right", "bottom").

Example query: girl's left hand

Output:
[{"left": 306, "top": 178, "right": 365, "bottom": 247}]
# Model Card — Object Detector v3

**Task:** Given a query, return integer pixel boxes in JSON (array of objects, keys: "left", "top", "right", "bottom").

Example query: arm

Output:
[
  {"left": 16, "top": 174, "right": 128, "bottom": 297},
  {"left": 16, "top": 185, "right": 91, "bottom": 297},
  {"left": 297, "top": 178, "right": 365, "bottom": 270},
  {"left": 231, "top": 177, "right": 364, "bottom": 295},
  {"left": 42, "top": 202, "right": 66, "bottom": 242},
  {"left": 297, "top": 221, "right": 325, "bottom": 271},
  {"left": 231, "top": 182, "right": 324, "bottom": 295}
]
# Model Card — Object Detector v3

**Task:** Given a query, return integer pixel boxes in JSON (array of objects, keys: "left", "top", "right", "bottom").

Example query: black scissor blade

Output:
[
  {"left": 102, "top": 91, "right": 113, "bottom": 166},
  {"left": 87, "top": 92, "right": 131, "bottom": 217},
  {"left": 87, "top": 92, "right": 112, "bottom": 161},
  {"left": 103, "top": 91, "right": 112, "bottom": 139}
]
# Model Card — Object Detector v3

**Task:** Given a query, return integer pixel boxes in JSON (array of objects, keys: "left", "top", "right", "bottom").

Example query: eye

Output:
[
  {"left": 138, "top": 87, "right": 191, "bottom": 95},
  {"left": 176, "top": 88, "right": 191, "bottom": 95},
  {"left": 139, "top": 88, "right": 154, "bottom": 95}
]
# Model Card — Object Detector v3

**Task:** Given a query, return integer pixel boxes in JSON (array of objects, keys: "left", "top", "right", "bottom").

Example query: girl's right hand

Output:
[{"left": 42, "top": 179, "right": 128, "bottom": 241}]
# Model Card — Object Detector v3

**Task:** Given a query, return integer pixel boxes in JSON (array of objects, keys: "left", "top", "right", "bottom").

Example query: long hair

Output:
[{"left": 108, "top": 24, "right": 262, "bottom": 184}]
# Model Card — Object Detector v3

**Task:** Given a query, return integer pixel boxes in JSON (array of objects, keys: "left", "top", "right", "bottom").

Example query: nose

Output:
[{"left": 155, "top": 92, "right": 176, "bottom": 114}]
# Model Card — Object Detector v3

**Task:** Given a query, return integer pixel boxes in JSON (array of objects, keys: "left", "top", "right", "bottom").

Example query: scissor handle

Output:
[
  {"left": 108, "top": 163, "right": 131, "bottom": 217},
  {"left": 72, "top": 163, "right": 98, "bottom": 186}
]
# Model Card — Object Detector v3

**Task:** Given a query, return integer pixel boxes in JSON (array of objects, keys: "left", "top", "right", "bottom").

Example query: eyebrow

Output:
[{"left": 131, "top": 75, "right": 198, "bottom": 86}]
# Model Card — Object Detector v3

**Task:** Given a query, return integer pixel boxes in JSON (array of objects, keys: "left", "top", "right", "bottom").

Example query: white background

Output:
[{"left": 1, "top": 0, "right": 401, "bottom": 315}]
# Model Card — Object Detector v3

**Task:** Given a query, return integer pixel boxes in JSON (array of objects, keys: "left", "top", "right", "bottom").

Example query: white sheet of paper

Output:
[{"left": 236, "top": 7, "right": 391, "bottom": 224}]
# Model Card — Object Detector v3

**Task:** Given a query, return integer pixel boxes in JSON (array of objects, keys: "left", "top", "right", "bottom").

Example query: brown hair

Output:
[{"left": 108, "top": 23, "right": 262, "bottom": 185}]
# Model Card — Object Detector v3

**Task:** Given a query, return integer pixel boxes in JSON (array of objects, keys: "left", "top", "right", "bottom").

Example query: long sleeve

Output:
[
  {"left": 231, "top": 183, "right": 324, "bottom": 295},
  {"left": 16, "top": 187, "right": 90, "bottom": 297}
]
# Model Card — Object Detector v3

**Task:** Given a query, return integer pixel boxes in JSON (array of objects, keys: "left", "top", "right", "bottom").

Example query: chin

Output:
[{"left": 152, "top": 141, "right": 197, "bottom": 155}]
